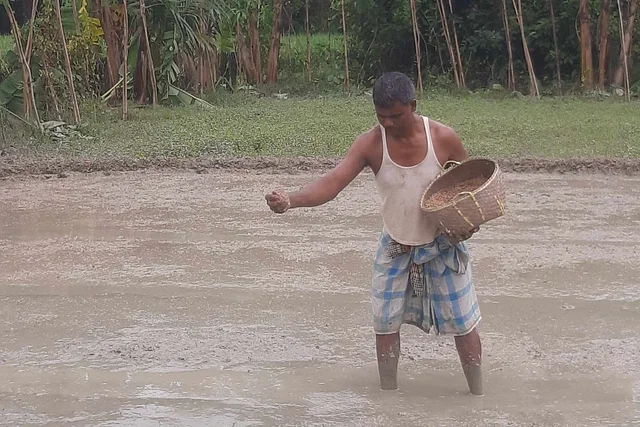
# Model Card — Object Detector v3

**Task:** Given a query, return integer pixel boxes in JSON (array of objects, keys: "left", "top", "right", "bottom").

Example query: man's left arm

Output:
[{"left": 442, "top": 127, "right": 469, "bottom": 164}]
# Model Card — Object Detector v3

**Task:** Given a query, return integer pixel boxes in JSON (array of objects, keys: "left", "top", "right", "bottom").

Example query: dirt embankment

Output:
[{"left": 2, "top": 154, "right": 640, "bottom": 179}]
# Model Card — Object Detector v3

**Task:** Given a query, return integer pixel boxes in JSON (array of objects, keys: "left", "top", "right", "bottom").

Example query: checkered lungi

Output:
[{"left": 371, "top": 231, "right": 481, "bottom": 336}]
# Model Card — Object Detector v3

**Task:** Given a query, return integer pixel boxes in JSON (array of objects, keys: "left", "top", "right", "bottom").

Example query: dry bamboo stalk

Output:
[
  {"left": 447, "top": 0, "right": 465, "bottom": 87},
  {"left": 501, "top": 0, "right": 515, "bottom": 91},
  {"left": 409, "top": 0, "right": 423, "bottom": 93},
  {"left": 616, "top": 0, "right": 631, "bottom": 101},
  {"left": 340, "top": 0, "right": 349, "bottom": 93},
  {"left": 549, "top": 0, "right": 561, "bottom": 88},
  {"left": 25, "top": 0, "right": 39, "bottom": 61},
  {"left": 305, "top": 0, "right": 311, "bottom": 83},
  {"left": 512, "top": 0, "right": 539, "bottom": 98},
  {"left": 140, "top": 0, "right": 157, "bottom": 105},
  {"left": 436, "top": 0, "right": 460, "bottom": 87},
  {"left": 53, "top": 0, "right": 81, "bottom": 123}
]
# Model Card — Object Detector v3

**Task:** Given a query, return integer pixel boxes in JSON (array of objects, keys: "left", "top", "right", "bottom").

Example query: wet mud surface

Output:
[{"left": 1, "top": 170, "right": 639, "bottom": 426}]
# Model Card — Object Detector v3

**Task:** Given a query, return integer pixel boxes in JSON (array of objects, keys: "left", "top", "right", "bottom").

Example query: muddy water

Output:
[{"left": 1, "top": 170, "right": 639, "bottom": 426}]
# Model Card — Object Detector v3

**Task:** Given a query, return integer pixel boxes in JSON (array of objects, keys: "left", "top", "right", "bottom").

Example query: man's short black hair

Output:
[{"left": 372, "top": 72, "right": 416, "bottom": 109}]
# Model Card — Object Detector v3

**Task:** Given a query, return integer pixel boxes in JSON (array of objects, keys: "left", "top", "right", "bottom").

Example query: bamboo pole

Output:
[
  {"left": 340, "top": 0, "right": 350, "bottom": 93},
  {"left": 512, "top": 0, "right": 539, "bottom": 98},
  {"left": 140, "top": 0, "right": 157, "bottom": 105},
  {"left": 501, "top": 0, "right": 515, "bottom": 91},
  {"left": 616, "top": 0, "right": 631, "bottom": 101},
  {"left": 25, "top": 0, "right": 39, "bottom": 61},
  {"left": 549, "top": 0, "right": 562, "bottom": 88},
  {"left": 53, "top": 0, "right": 82, "bottom": 123},
  {"left": 409, "top": 0, "right": 423, "bottom": 94},
  {"left": 305, "top": 0, "right": 311, "bottom": 83},
  {"left": 447, "top": 0, "right": 465, "bottom": 87},
  {"left": 436, "top": 0, "right": 460, "bottom": 87}
]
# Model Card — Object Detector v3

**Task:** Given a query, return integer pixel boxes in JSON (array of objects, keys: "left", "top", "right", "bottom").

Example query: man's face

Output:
[{"left": 375, "top": 100, "right": 416, "bottom": 137}]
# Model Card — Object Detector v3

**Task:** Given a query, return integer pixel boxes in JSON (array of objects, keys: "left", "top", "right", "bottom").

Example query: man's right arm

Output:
[{"left": 266, "top": 135, "right": 369, "bottom": 213}]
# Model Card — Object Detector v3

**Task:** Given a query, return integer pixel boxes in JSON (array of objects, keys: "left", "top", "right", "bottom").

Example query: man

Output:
[{"left": 264, "top": 72, "right": 483, "bottom": 395}]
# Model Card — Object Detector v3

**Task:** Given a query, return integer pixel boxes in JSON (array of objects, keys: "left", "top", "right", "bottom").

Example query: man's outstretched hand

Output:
[{"left": 265, "top": 189, "right": 291, "bottom": 214}]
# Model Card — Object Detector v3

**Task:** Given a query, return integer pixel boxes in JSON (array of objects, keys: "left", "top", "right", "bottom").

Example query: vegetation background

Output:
[{"left": 0, "top": 0, "right": 638, "bottom": 165}]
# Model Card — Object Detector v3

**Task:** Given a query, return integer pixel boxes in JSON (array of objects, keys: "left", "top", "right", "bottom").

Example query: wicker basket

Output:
[{"left": 420, "top": 157, "right": 506, "bottom": 233}]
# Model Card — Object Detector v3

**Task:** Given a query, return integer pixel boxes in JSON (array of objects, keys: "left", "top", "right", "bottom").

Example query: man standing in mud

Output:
[{"left": 264, "top": 72, "right": 483, "bottom": 395}]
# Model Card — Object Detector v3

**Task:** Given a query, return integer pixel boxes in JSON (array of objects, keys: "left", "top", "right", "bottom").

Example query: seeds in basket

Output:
[{"left": 424, "top": 177, "right": 487, "bottom": 208}]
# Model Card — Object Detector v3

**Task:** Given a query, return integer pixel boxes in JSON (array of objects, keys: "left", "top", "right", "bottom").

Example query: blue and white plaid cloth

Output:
[{"left": 371, "top": 231, "right": 481, "bottom": 336}]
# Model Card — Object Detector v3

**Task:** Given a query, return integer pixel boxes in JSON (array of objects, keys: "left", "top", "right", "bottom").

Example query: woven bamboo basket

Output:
[{"left": 420, "top": 157, "right": 506, "bottom": 234}]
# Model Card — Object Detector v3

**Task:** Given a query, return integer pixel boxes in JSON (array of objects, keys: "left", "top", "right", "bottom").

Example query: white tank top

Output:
[{"left": 374, "top": 116, "right": 444, "bottom": 246}]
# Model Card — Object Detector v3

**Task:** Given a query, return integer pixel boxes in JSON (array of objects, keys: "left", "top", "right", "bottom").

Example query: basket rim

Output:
[{"left": 420, "top": 157, "right": 501, "bottom": 213}]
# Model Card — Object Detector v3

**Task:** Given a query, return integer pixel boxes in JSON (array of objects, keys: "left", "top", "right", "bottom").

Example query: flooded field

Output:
[{"left": 1, "top": 170, "right": 639, "bottom": 426}]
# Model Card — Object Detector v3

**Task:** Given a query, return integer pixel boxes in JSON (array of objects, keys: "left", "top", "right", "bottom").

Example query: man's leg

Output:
[
  {"left": 376, "top": 332, "right": 400, "bottom": 390},
  {"left": 454, "top": 327, "right": 483, "bottom": 395}
]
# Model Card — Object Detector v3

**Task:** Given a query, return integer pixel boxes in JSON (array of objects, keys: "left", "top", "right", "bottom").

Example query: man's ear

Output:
[{"left": 411, "top": 99, "right": 417, "bottom": 112}]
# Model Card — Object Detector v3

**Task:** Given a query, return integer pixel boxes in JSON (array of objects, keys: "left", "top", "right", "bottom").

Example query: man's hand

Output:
[
  {"left": 265, "top": 189, "right": 291, "bottom": 214},
  {"left": 445, "top": 226, "right": 479, "bottom": 245}
]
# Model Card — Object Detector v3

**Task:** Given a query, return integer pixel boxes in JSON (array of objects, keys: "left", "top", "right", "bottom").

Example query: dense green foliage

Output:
[{"left": 344, "top": 0, "right": 639, "bottom": 91}]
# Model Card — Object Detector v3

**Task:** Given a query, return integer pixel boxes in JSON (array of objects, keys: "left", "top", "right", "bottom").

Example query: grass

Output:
[{"left": 57, "top": 90, "right": 640, "bottom": 160}]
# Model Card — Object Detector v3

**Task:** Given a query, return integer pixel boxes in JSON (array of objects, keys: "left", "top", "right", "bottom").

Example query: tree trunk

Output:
[
  {"left": 512, "top": 0, "right": 539, "bottom": 98},
  {"left": 237, "top": 21, "right": 259, "bottom": 84},
  {"left": 53, "top": 0, "right": 81, "bottom": 124},
  {"left": 410, "top": 0, "right": 423, "bottom": 93},
  {"left": 549, "top": 0, "right": 562, "bottom": 88},
  {"left": 98, "top": 0, "right": 123, "bottom": 91},
  {"left": 612, "top": 0, "right": 638, "bottom": 88},
  {"left": 501, "top": 0, "right": 515, "bottom": 91},
  {"left": 266, "top": 0, "right": 284, "bottom": 84},
  {"left": 248, "top": 10, "right": 262, "bottom": 84},
  {"left": 139, "top": 0, "right": 157, "bottom": 105},
  {"left": 578, "top": 0, "right": 594, "bottom": 89},
  {"left": 447, "top": 0, "right": 465, "bottom": 87},
  {"left": 436, "top": 0, "right": 460, "bottom": 87},
  {"left": 597, "top": 0, "right": 611, "bottom": 88},
  {"left": 305, "top": 0, "right": 311, "bottom": 83},
  {"left": 340, "top": 0, "right": 349, "bottom": 92},
  {"left": 122, "top": 0, "right": 129, "bottom": 120}
]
